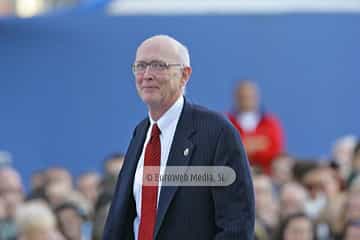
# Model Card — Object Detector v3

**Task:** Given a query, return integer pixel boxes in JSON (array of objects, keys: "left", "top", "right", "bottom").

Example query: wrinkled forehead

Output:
[{"left": 135, "top": 38, "right": 180, "bottom": 63}]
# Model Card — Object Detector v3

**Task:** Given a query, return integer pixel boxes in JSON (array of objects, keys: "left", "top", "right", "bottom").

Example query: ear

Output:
[{"left": 182, "top": 66, "right": 192, "bottom": 83}]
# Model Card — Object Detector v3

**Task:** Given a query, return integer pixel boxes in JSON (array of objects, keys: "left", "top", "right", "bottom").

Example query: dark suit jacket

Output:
[{"left": 103, "top": 99, "right": 255, "bottom": 240}]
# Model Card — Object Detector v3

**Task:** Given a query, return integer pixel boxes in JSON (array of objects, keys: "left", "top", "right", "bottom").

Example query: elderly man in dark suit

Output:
[{"left": 103, "top": 35, "right": 255, "bottom": 240}]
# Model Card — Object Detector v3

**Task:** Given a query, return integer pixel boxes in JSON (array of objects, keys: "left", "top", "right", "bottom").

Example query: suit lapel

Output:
[
  {"left": 154, "top": 100, "right": 196, "bottom": 238},
  {"left": 122, "top": 118, "right": 149, "bottom": 205}
]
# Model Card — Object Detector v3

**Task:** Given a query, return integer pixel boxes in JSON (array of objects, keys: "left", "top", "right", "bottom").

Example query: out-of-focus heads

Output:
[
  {"left": 0, "top": 167, "right": 24, "bottom": 219},
  {"left": 351, "top": 142, "right": 360, "bottom": 174},
  {"left": 283, "top": 214, "right": 314, "bottom": 240},
  {"left": 76, "top": 171, "right": 100, "bottom": 206},
  {"left": 55, "top": 202, "right": 85, "bottom": 240},
  {"left": 280, "top": 182, "right": 307, "bottom": 219},
  {"left": 271, "top": 154, "right": 294, "bottom": 187},
  {"left": 332, "top": 135, "right": 357, "bottom": 179},
  {"left": 15, "top": 200, "right": 64, "bottom": 240},
  {"left": 104, "top": 153, "right": 124, "bottom": 178},
  {"left": 253, "top": 174, "right": 279, "bottom": 231},
  {"left": 45, "top": 181, "right": 72, "bottom": 208},
  {"left": 45, "top": 167, "right": 73, "bottom": 189}
]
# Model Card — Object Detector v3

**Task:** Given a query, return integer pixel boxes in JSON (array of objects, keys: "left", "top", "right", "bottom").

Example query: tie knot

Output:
[{"left": 151, "top": 123, "right": 161, "bottom": 137}]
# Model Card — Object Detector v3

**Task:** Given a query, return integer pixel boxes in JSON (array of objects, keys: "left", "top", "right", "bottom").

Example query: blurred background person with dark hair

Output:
[
  {"left": 91, "top": 192, "right": 113, "bottom": 240},
  {"left": 346, "top": 141, "right": 360, "bottom": 187},
  {"left": 55, "top": 202, "right": 87, "bottom": 240},
  {"left": 100, "top": 153, "right": 124, "bottom": 196},
  {"left": 26, "top": 170, "right": 46, "bottom": 201},
  {"left": 273, "top": 213, "right": 316, "bottom": 240},
  {"left": 103, "top": 153, "right": 124, "bottom": 178}
]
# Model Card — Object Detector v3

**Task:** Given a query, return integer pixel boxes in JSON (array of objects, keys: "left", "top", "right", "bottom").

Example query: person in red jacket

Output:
[{"left": 227, "top": 80, "right": 285, "bottom": 174}]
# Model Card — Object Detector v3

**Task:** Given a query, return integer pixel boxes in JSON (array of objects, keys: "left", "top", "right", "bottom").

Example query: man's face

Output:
[{"left": 134, "top": 39, "right": 186, "bottom": 108}]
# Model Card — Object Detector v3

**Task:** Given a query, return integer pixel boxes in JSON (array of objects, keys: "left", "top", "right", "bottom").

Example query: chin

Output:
[{"left": 141, "top": 94, "right": 161, "bottom": 106}]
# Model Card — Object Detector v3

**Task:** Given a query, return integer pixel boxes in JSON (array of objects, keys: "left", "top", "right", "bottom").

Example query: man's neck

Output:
[{"left": 148, "top": 95, "right": 182, "bottom": 121}]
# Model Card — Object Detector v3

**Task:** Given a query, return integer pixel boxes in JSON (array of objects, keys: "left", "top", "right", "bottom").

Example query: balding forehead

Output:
[
  {"left": 139, "top": 35, "right": 179, "bottom": 50},
  {"left": 136, "top": 35, "right": 190, "bottom": 66},
  {"left": 137, "top": 37, "right": 178, "bottom": 59}
]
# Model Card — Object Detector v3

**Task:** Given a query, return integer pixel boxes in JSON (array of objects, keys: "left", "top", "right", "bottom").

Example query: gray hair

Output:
[{"left": 16, "top": 201, "right": 56, "bottom": 235}]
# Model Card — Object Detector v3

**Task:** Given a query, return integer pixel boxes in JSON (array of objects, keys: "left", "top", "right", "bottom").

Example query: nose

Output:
[{"left": 143, "top": 67, "right": 154, "bottom": 80}]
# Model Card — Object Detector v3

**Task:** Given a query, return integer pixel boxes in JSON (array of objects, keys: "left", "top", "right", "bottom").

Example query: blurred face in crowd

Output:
[
  {"left": 344, "top": 225, "right": 360, "bottom": 240},
  {"left": 0, "top": 167, "right": 24, "bottom": 219},
  {"left": 16, "top": 201, "right": 64, "bottom": 240},
  {"left": 105, "top": 157, "right": 124, "bottom": 177},
  {"left": 234, "top": 81, "right": 259, "bottom": 113},
  {"left": 351, "top": 149, "right": 360, "bottom": 171},
  {"left": 134, "top": 35, "right": 191, "bottom": 119},
  {"left": 45, "top": 167, "right": 73, "bottom": 188},
  {"left": 76, "top": 172, "right": 100, "bottom": 204},
  {"left": 254, "top": 175, "right": 273, "bottom": 209},
  {"left": 272, "top": 155, "right": 294, "bottom": 186},
  {"left": 254, "top": 175, "right": 279, "bottom": 228},
  {"left": 57, "top": 207, "right": 83, "bottom": 240},
  {"left": 280, "top": 183, "right": 307, "bottom": 219},
  {"left": 320, "top": 167, "right": 340, "bottom": 197},
  {"left": 284, "top": 216, "right": 314, "bottom": 240},
  {"left": 45, "top": 182, "right": 72, "bottom": 208},
  {"left": 332, "top": 136, "right": 357, "bottom": 178},
  {"left": 346, "top": 191, "right": 360, "bottom": 222},
  {"left": 303, "top": 166, "right": 339, "bottom": 199}
]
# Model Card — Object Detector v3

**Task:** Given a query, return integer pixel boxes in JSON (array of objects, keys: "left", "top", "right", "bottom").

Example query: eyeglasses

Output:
[{"left": 132, "top": 60, "right": 183, "bottom": 74}]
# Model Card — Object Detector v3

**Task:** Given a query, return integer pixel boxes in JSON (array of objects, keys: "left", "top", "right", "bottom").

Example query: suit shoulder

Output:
[
  {"left": 132, "top": 117, "right": 149, "bottom": 136},
  {"left": 190, "top": 104, "right": 236, "bottom": 132}
]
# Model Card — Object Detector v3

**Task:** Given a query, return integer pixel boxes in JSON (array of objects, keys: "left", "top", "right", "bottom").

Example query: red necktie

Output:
[{"left": 138, "top": 123, "right": 161, "bottom": 240}]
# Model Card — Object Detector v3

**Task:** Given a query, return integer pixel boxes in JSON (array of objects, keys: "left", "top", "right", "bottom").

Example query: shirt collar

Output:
[{"left": 148, "top": 96, "right": 184, "bottom": 133}]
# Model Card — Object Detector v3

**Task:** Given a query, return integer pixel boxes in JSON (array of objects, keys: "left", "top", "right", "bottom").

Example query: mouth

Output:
[{"left": 142, "top": 86, "right": 159, "bottom": 90}]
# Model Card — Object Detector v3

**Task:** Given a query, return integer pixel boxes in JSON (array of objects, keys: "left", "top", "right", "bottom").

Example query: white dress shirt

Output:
[{"left": 133, "top": 96, "right": 184, "bottom": 240}]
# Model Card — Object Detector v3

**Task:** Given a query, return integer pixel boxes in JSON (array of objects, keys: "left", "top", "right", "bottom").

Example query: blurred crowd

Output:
[
  {"left": 228, "top": 81, "right": 360, "bottom": 240},
  {"left": 0, "top": 153, "right": 124, "bottom": 240},
  {"left": 253, "top": 138, "right": 360, "bottom": 240},
  {"left": 1, "top": 80, "right": 359, "bottom": 240}
]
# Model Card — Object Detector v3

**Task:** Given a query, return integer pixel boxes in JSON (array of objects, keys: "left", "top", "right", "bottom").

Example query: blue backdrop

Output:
[{"left": 1, "top": 12, "right": 359, "bottom": 189}]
